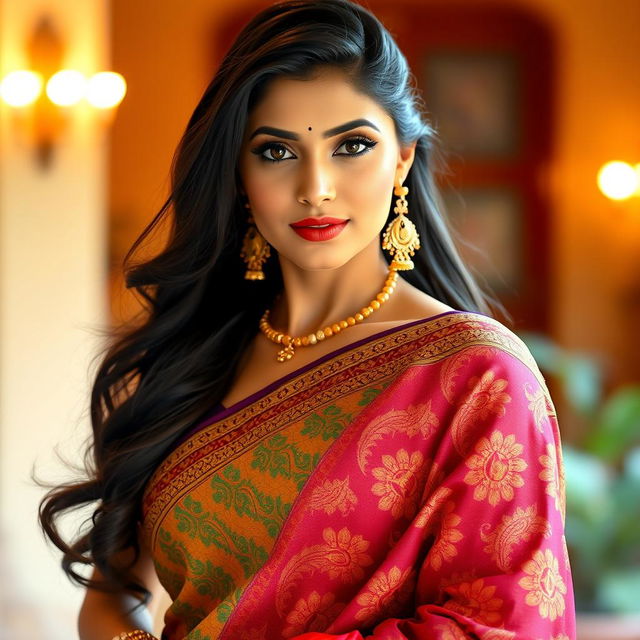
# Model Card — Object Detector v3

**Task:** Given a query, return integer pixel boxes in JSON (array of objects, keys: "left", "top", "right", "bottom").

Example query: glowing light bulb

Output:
[
  {"left": 0, "top": 70, "right": 43, "bottom": 106},
  {"left": 46, "top": 70, "right": 86, "bottom": 106},
  {"left": 597, "top": 161, "right": 639, "bottom": 201},
  {"left": 86, "top": 72, "right": 126, "bottom": 108}
]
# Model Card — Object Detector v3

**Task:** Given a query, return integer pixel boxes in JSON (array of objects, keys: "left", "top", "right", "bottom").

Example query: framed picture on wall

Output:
[
  {"left": 442, "top": 186, "right": 523, "bottom": 293},
  {"left": 423, "top": 51, "right": 521, "bottom": 159}
]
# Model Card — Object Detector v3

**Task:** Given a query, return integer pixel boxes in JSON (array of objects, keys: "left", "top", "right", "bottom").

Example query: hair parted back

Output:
[{"left": 39, "top": 0, "right": 508, "bottom": 601}]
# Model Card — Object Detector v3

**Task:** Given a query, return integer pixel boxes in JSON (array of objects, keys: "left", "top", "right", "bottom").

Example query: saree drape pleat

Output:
[{"left": 141, "top": 310, "right": 576, "bottom": 640}]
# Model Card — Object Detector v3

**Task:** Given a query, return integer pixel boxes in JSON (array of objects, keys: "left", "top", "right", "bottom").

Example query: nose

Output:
[{"left": 296, "top": 157, "right": 336, "bottom": 207}]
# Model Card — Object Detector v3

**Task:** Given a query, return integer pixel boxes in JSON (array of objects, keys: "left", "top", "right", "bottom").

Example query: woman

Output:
[{"left": 39, "top": 1, "right": 576, "bottom": 638}]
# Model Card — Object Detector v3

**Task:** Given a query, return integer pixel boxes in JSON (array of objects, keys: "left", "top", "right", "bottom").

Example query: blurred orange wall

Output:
[{"left": 110, "top": 0, "right": 640, "bottom": 390}]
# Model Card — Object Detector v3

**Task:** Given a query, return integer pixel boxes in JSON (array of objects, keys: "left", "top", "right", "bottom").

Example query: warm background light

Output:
[
  {"left": 0, "top": 70, "right": 43, "bottom": 107},
  {"left": 597, "top": 160, "right": 640, "bottom": 201},
  {"left": 86, "top": 71, "right": 127, "bottom": 108},
  {"left": 46, "top": 69, "right": 86, "bottom": 106}
]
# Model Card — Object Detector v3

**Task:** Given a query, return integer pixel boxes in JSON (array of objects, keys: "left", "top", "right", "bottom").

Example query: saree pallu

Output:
[{"left": 141, "top": 310, "right": 576, "bottom": 640}]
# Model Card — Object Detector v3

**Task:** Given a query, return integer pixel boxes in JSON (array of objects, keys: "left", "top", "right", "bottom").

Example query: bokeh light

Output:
[
  {"left": 46, "top": 70, "right": 87, "bottom": 106},
  {"left": 597, "top": 161, "right": 639, "bottom": 201},
  {"left": 86, "top": 72, "right": 127, "bottom": 108},
  {"left": 0, "top": 70, "right": 43, "bottom": 107}
]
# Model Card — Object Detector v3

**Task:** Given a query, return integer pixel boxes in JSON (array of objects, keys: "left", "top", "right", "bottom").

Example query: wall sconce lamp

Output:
[
  {"left": 0, "top": 15, "right": 126, "bottom": 170},
  {"left": 598, "top": 160, "right": 640, "bottom": 201}
]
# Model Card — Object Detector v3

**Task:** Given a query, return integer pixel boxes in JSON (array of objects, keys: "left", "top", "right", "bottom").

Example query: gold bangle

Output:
[{"left": 111, "top": 631, "right": 157, "bottom": 640}]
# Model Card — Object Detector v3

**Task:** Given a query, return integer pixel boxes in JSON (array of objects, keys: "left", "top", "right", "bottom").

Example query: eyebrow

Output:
[{"left": 249, "top": 118, "right": 381, "bottom": 141}]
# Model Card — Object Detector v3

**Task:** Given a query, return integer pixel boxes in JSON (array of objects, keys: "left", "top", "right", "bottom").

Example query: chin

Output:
[{"left": 281, "top": 250, "right": 352, "bottom": 272}]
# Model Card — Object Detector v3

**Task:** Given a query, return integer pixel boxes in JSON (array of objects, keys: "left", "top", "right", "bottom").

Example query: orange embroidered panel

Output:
[{"left": 142, "top": 311, "right": 546, "bottom": 546}]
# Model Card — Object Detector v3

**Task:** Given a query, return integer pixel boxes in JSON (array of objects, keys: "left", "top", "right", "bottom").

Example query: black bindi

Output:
[{"left": 308, "top": 126, "right": 312, "bottom": 131}]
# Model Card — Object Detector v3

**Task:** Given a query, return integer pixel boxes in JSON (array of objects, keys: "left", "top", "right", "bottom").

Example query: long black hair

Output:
[{"left": 39, "top": 0, "right": 508, "bottom": 602}]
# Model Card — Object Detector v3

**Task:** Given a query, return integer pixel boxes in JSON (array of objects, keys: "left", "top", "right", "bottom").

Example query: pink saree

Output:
[{"left": 141, "top": 310, "right": 576, "bottom": 640}]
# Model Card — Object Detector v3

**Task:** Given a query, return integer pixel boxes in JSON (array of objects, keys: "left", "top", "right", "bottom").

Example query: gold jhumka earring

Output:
[
  {"left": 240, "top": 203, "right": 271, "bottom": 280},
  {"left": 381, "top": 182, "right": 421, "bottom": 270}
]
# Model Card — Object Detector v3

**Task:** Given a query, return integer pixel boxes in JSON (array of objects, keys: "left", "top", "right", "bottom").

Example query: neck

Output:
[{"left": 268, "top": 240, "right": 391, "bottom": 337}]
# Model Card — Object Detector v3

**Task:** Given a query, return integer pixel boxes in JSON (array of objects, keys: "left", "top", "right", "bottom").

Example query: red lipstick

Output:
[
  {"left": 290, "top": 217, "right": 349, "bottom": 227},
  {"left": 289, "top": 217, "right": 350, "bottom": 242}
]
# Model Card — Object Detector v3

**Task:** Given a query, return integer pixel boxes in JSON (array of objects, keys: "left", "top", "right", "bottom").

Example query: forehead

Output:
[{"left": 246, "top": 67, "right": 393, "bottom": 131}]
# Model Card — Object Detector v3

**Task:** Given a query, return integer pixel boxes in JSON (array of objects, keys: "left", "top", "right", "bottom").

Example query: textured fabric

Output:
[{"left": 141, "top": 310, "right": 576, "bottom": 640}]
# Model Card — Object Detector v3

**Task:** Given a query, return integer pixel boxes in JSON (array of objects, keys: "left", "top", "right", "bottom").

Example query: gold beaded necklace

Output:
[{"left": 259, "top": 267, "right": 399, "bottom": 362}]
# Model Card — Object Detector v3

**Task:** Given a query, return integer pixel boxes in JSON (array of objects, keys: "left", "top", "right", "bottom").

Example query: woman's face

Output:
[{"left": 238, "top": 67, "right": 415, "bottom": 272}]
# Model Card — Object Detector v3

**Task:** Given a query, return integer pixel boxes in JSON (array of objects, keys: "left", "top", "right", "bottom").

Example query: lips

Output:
[
  {"left": 290, "top": 217, "right": 349, "bottom": 228},
  {"left": 290, "top": 219, "right": 349, "bottom": 242}
]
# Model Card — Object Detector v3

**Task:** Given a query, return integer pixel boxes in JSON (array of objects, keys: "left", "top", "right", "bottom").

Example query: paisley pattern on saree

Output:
[
  {"left": 276, "top": 527, "right": 374, "bottom": 616},
  {"left": 283, "top": 591, "right": 345, "bottom": 638},
  {"left": 354, "top": 566, "right": 415, "bottom": 625},
  {"left": 308, "top": 477, "right": 358, "bottom": 516},
  {"left": 479, "top": 504, "right": 551, "bottom": 572},
  {"left": 356, "top": 401, "right": 440, "bottom": 472},
  {"left": 141, "top": 311, "right": 575, "bottom": 640}
]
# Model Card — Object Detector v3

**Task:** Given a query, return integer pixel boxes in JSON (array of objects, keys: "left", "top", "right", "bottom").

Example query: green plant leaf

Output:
[
  {"left": 624, "top": 447, "right": 640, "bottom": 481},
  {"left": 563, "top": 445, "right": 613, "bottom": 526},
  {"left": 597, "top": 570, "right": 640, "bottom": 613},
  {"left": 517, "top": 332, "right": 564, "bottom": 373},
  {"left": 607, "top": 468, "right": 640, "bottom": 558},
  {"left": 560, "top": 355, "right": 603, "bottom": 415},
  {"left": 586, "top": 387, "right": 640, "bottom": 461}
]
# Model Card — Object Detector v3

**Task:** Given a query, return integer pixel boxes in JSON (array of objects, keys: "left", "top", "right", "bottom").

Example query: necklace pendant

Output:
[{"left": 276, "top": 344, "right": 295, "bottom": 362}]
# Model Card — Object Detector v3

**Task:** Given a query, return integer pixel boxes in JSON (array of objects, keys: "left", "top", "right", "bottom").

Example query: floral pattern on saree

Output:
[{"left": 141, "top": 311, "right": 575, "bottom": 639}]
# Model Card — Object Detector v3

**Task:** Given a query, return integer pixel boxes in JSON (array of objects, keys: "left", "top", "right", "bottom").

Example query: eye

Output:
[
  {"left": 334, "top": 135, "right": 378, "bottom": 156},
  {"left": 251, "top": 143, "right": 296, "bottom": 163}
]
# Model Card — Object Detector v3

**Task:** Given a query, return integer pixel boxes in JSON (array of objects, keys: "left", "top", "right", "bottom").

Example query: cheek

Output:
[
  {"left": 241, "top": 164, "right": 292, "bottom": 219},
  {"left": 340, "top": 152, "right": 396, "bottom": 219}
]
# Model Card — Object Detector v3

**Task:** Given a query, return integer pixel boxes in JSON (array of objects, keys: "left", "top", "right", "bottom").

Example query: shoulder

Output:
[
  {"left": 402, "top": 309, "right": 554, "bottom": 416},
  {"left": 380, "top": 278, "right": 535, "bottom": 373},
  {"left": 429, "top": 313, "right": 559, "bottom": 446},
  {"left": 379, "top": 276, "right": 455, "bottom": 322},
  {"left": 433, "top": 310, "right": 545, "bottom": 386}
]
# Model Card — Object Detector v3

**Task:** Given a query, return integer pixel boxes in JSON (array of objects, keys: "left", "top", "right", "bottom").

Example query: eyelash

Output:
[{"left": 251, "top": 135, "right": 378, "bottom": 163}]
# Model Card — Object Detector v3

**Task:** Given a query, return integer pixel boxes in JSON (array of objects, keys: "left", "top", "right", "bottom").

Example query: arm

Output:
[{"left": 78, "top": 531, "right": 166, "bottom": 640}]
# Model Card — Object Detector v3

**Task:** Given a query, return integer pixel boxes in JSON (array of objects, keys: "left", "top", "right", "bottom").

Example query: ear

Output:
[{"left": 395, "top": 140, "right": 417, "bottom": 185}]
